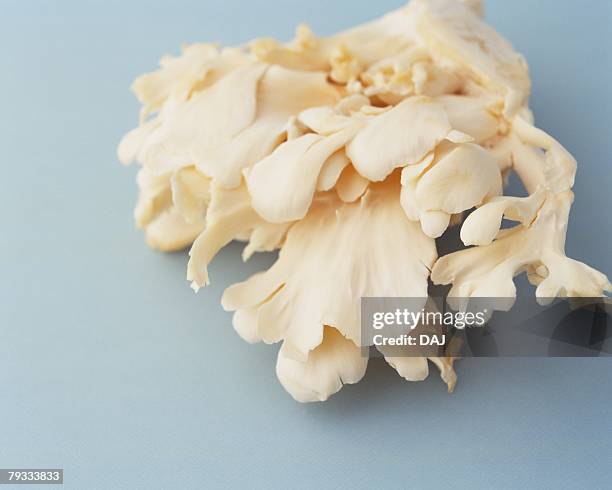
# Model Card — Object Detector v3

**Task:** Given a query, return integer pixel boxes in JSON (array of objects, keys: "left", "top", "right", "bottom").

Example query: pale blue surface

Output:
[{"left": 1, "top": 1, "right": 611, "bottom": 489}]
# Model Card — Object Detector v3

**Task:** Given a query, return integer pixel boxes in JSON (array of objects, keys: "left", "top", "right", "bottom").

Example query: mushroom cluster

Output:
[{"left": 118, "top": 0, "right": 610, "bottom": 402}]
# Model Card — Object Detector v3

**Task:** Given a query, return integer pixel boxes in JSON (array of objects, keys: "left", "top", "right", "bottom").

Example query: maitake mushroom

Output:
[{"left": 118, "top": 0, "right": 610, "bottom": 402}]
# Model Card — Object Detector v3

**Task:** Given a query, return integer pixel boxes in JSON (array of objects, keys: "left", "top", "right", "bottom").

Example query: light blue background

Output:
[{"left": 1, "top": 1, "right": 610, "bottom": 489}]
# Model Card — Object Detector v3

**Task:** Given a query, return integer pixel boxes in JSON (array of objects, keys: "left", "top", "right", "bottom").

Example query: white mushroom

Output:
[
  {"left": 335, "top": 165, "right": 370, "bottom": 203},
  {"left": 346, "top": 96, "right": 452, "bottom": 181},
  {"left": 170, "top": 167, "right": 211, "bottom": 225},
  {"left": 187, "top": 183, "right": 290, "bottom": 290},
  {"left": 118, "top": 0, "right": 610, "bottom": 403},
  {"left": 131, "top": 44, "right": 249, "bottom": 120},
  {"left": 432, "top": 192, "right": 611, "bottom": 304},
  {"left": 276, "top": 326, "right": 368, "bottom": 403},
  {"left": 222, "top": 180, "right": 455, "bottom": 401},
  {"left": 413, "top": 0, "right": 530, "bottom": 115},
  {"left": 401, "top": 142, "right": 502, "bottom": 238}
]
